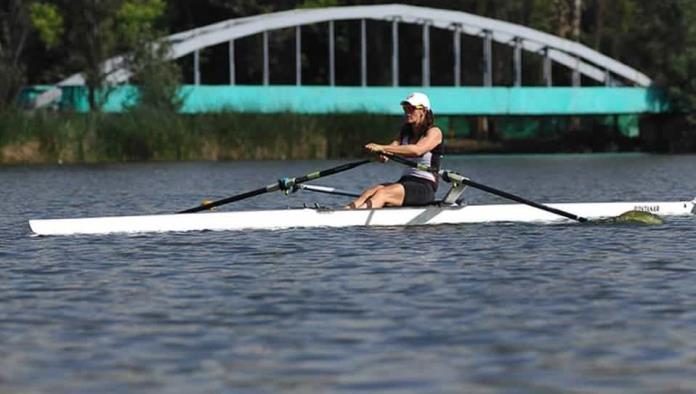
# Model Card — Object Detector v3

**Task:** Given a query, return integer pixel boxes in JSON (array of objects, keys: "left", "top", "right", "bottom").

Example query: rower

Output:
[{"left": 346, "top": 92, "right": 444, "bottom": 209}]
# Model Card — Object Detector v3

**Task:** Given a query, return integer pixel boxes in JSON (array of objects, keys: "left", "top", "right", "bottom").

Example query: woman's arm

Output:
[{"left": 366, "top": 127, "right": 443, "bottom": 157}]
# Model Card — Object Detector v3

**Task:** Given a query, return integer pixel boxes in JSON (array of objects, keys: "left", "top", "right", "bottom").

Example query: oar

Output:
[
  {"left": 381, "top": 152, "right": 588, "bottom": 223},
  {"left": 179, "top": 159, "right": 371, "bottom": 213}
]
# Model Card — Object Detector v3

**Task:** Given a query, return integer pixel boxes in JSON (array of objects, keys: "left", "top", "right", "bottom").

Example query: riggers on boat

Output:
[
  {"left": 28, "top": 199, "right": 696, "bottom": 236},
  {"left": 28, "top": 155, "right": 696, "bottom": 236}
]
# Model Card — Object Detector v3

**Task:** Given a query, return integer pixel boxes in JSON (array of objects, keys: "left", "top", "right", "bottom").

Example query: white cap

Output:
[{"left": 400, "top": 92, "right": 431, "bottom": 110}]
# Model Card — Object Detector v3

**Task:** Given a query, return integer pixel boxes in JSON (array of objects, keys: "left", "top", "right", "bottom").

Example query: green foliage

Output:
[
  {"left": 127, "top": 44, "right": 183, "bottom": 112},
  {"left": 117, "top": 0, "right": 181, "bottom": 112},
  {"left": 42, "top": 0, "right": 171, "bottom": 112},
  {"left": 668, "top": 2, "right": 696, "bottom": 111},
  {"left": 58, "top": 0, "right": 122, "bottom": 110},
  {"left": 116, "top": 0, "right": 166, "bottom": 45},
  {"left": 3, "top": 0, "right": 696, "bottom": 151},
  {"left": 299, "top": 0, "right": 339, "bottom": 9},
  {"left": 29, "top": 2, "right": 64, "bottom": 48},
  {"left": 0, "top": 110, "right": 402, "bottom": 162}
]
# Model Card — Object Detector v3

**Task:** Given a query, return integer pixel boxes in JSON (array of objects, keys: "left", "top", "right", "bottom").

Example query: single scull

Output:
[
  {"left": 28, "top": 199, "right": 696, "bottom": 236},
  {"left": 28, "top": 155, "right": 696, "bottom": 236}
]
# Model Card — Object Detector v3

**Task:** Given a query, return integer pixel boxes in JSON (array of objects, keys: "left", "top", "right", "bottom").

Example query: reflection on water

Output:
[{"left": 2, "top": 154, "right": 696, "bottom": 393}]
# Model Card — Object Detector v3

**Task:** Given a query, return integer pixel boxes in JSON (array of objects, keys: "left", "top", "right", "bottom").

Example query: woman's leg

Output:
[
  {"left": 345, "top": 184, "right": 385, "bottom": 209},
  {"left": 360, "top": 183, "right": 405, "bottom": 208}
]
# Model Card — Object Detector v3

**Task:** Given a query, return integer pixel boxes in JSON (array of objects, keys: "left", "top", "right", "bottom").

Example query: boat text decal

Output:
[{"left": 633, "top": 205, "right": 660, "bottom": 213}]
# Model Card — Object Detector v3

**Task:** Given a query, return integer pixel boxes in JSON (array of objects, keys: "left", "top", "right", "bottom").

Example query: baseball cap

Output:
[{"left": 400, "top": 92, "right": 431, "bottom": 110}]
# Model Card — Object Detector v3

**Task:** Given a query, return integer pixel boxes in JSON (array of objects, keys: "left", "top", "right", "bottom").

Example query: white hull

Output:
[{"left": 29, "top": 199, "right": 696, "bottom": 236}]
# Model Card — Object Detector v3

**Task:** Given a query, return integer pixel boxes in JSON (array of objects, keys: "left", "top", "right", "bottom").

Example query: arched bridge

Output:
[{"left": 40, "top": 4, "right": 666, "bottom": 115}]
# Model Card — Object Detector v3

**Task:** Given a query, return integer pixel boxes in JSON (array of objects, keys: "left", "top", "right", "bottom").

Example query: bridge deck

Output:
[{"left": 43, "top": 86, "right": 668, "bottom": 115}]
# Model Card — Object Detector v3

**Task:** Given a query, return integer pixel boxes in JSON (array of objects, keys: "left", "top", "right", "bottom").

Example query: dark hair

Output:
[
  {"left": 423, "top": 109, "right": 435, "bottom": 130},
  {"left": 400, "top": 109, "right": 435, "bottom": 143}
]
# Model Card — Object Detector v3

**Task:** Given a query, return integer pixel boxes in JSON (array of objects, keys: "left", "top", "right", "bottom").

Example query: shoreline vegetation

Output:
[
  {"left": 1, "top": 110, "right": 692, "bottom": 165},
  {"left": 4, "top": 1, "right": 696, "bottom": 164},
  {"left": 5, "top": 1, "right": 696, "bottom": 162},
  {"left": 0, "top": 110, "right": 396, "bottom": 164}
]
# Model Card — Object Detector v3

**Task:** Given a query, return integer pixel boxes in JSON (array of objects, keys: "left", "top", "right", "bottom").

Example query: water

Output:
[{"left": 2, "top": 154, "right": 696, "bottom": 393}]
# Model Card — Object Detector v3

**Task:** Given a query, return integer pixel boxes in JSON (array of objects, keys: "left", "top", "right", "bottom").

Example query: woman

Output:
[{"left": 347, "top": 92, "right": 443, "bottom": 209}]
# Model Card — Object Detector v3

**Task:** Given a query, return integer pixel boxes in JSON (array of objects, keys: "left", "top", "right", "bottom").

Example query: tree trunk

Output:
[
  {"left": 594, "top": 0, "right": 604, "bottom": 49},
  {"left": 573, "top": 0, "right": 582, "bottom": 41},
  {"left": 0, "top": 0, "right": 29, "bottom": 109}
]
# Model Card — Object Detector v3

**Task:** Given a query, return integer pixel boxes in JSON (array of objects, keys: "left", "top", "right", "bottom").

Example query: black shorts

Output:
[{"left": 397, "top": 176, "right": 436, "bottom": 206}]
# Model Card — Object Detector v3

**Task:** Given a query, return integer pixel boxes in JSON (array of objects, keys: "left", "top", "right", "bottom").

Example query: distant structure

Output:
[
  {"left": 30, "top": 4, "right": 662, "bottom": 117},
  {"left": 57, "top": 4, "right": 651, "bottom": 88}
]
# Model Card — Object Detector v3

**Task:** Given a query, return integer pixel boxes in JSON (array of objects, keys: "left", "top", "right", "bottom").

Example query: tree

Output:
[
  {"left": 119, "top": 0, "right": 182, "bottom": 111},
  {"left": 51, "top": 0, "right": 122, "bottom": 111},
  {"left": 27, "top": 0, "right": 178, "bottom": 112},
  {"left": 30, "top": 3, "right": 64, "bottom": 49},
  {"left": 0, "top": 0, "right": 32, "bottom": 110},
  {"left": 656, "top": 0, "right": 696, "bottom": 119}
]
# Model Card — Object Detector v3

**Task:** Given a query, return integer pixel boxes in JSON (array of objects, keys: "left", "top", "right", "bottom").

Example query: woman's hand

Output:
[
  {"left": 365, "top": 143, "right": 390, "bottom": 162},
  {"left": 365, "top": 143, "right": 385, "bottom": 153}
]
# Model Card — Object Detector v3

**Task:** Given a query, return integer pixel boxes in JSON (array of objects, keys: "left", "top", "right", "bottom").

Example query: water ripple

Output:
[{"left": 2, "top": 156, "right": 696, "bottom": 393}]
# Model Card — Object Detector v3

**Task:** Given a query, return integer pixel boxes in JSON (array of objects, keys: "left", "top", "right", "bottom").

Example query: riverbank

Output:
[{"left": 0, "top": 110, "right": 691, "bottom": 164}]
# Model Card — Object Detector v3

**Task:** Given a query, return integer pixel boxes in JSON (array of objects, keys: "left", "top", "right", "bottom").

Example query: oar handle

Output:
[{"left": 380, "top": 152, "right": 588, "bottom": 223}]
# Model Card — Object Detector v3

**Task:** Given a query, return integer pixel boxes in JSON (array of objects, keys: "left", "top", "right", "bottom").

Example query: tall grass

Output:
[{"left": 0, "top": 110, "right": 400, "bottom": 163}]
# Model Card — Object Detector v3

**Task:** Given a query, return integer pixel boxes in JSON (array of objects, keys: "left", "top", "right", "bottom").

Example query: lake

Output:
[{"left": 2, "top": 154, "right": 696, "bottom": 393}]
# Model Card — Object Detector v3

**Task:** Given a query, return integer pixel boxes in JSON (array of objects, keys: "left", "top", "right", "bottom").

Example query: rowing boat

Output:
[
  {"left": 29, "top": 199, "right": 695, "bottom": 236},
  {"left": 27, "top": 155, "right": 696, "bottom": 236}
]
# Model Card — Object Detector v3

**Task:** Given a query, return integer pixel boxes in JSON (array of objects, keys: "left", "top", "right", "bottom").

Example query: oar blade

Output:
[{"left": 593, "top": 210, "right": 664, "bottom": 225}]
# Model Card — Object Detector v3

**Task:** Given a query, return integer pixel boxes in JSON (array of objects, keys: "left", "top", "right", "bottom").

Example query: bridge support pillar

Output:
[
  {"left": 453, "top": 24, "right": 461, "bottom": 86},
  {"left": 329, "top": 20, "right": 335, "bottom": 86},
  {"left": 483, "top": 30, "right": 492, "bottom": 86},
  {"left": 422, "top": 21, "right": 430, "bottom": 86},
  {"left": 194, "top": 49, "right": 200, "bottom": 85},
  {"left": 296, "top": 26, "right": 302, "bottom": 86},
  {"left": 263, "top": 31, "right": 269, "bottom": 85},
  {"left": 513, "top": 37, "right": 522, "bottom": 87},
  {"left": 361, "top": 19, "right": 367, "bottom": 87},
  {"left": 392, "top": 19, "right": 399, "bottom": 86},
  {"left": 229, "top": 40, "right": 235, "bottom": 85},
  {"left": 543, "top": 47, "right": 553, "bottom": 86}
]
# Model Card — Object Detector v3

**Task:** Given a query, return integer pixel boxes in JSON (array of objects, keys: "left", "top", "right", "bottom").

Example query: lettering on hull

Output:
[{"left": 633, "top": 205, "right": 660, "bottom": 213}]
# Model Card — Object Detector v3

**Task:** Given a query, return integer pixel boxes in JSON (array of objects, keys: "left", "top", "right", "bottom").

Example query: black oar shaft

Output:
[
  {"left": 179, "top": 159, "right": 371, "bottom": 214},
  {"left": 179, "top": 184, "right": 278, "bottom": 213},
  {"left": 293, "top": 159, "right": 371, "bottom": 184},
  {"left": 382, "top": 152, "right": 588, "bottom": 223},
  {"left": 459, "top": 177, "right": 587, "bottom": 222}
]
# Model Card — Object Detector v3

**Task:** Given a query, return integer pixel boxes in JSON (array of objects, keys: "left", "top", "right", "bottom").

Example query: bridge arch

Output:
[{"left": 58, "top": 4, "right": 651, "bottom": 88}]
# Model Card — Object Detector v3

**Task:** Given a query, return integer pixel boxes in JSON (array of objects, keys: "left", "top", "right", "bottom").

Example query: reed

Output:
[{"left": 0, "top": 110, "right": 399, "bottom": 164}]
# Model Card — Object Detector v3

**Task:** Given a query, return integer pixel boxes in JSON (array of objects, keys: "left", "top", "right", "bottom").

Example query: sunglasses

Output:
[{"left": 402, "top": 105, "right": 424, "bottom": 113}]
